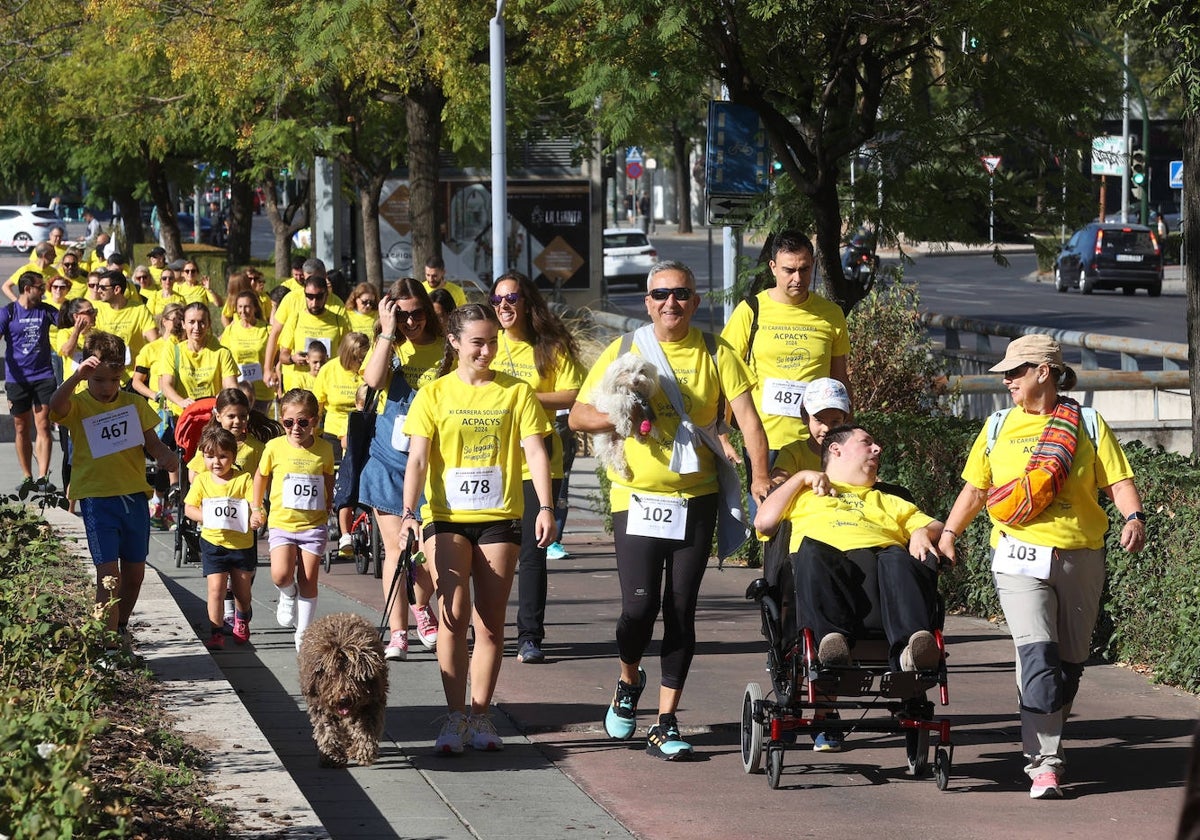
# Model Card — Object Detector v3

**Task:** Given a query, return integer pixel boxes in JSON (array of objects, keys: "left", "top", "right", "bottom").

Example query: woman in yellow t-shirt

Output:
[
  {"left": 346, "top": 281, "right": 380, "bottom": 335},
  {"left": 245, "top": 267, "right": 274, "bottom": 324},
  {"left": 131, "top": 304, "right": 184, "bottom": 404},
  {"left": 177, "top": 260, "right": 223, "bottom": 307},
  {"left": 158, "top": 303, "right": 239, "bottom": 416},
  {"left": 250, "top": 388, "right": 335, "bottom": 652},
  {"left": 220, "top": 272, "right": 251, "bottom": 328},
  {"left": 938, "top": 335, "right": 1146, "bottom": 799},
  {"left": 56, "top": 298, "right": 97, "bottom": 384},
  {"left": 146, "top": 268, "right": 186, "bottom": 317},
  {"left": 399, "top": 304, "right": 554, "bottom": 754},
  {"left": 488, "top": 271, "right": 584, "bottom": 664},
  {"left": 220, "top": 290, "right": 273, "bottom": 411}
]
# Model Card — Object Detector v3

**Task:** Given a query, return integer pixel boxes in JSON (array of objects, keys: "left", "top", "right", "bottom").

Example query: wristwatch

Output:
[{"left": 1125, "top": 511, "right": 1147, "bottom": 522}]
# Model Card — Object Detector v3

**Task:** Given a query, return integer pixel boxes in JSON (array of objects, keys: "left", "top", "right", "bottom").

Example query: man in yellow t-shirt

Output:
[
  {"left": 755, "top": 424, "right": 944, "bottom": 675},
  {"left": 570, "top": 260, "right": 771, "bottom": 761},
  {"left": 721, "top": 230, "right": 851, "bottom": 457},
  {"left": 423, "top": 256, "right": 466, "bottom": 307},
  {"left": 94, "top": 271, "right": 158, "bottom": 374},
  {"left": 277, "top": 276, "right": 350, "bottom": 378},
  {"left": 4, "top": 242, "right": 62, "bottom": 303}
]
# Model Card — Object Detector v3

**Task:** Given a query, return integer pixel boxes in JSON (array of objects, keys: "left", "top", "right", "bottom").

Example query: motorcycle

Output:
[{"left": 841, "top": 230, "right": 880, "bottom": 293}]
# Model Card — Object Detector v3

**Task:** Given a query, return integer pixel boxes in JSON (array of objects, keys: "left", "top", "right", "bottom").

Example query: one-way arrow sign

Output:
[{"left": 707, "top": 193, "right": 756, "bottom": 225}]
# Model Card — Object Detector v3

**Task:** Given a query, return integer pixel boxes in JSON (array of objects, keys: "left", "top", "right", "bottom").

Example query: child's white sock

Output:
[{"left": 294, "top": 595, "right": 317, "bottom": 651}]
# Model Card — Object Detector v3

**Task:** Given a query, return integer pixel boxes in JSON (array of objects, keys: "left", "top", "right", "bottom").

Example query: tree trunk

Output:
[
  {"left": 262, "top": 170, "right": 309, "bottom": 282},
  {"left": 672, "top": 123, "right": 693, "bottom": 234},
  {"left": 146, "top": 153, "right": 183, "bottom": 262},
  {"left": 406, "top": 79, "right": 447, "bottom": 276},
  {"left": 1183, "top": 111, "right": 1199, "bottom": 457},
  {"left": 810, "top": 174, "right": 856, "bottom": 313},
  {"left": 226, "top": 151, "right": 254, "bottom": 265},
  {"left": 357, "top": 171, "right": 387, "bottom": 290},
  {"left": 111, "top": 186, "right": 143, "bottom": 251}
]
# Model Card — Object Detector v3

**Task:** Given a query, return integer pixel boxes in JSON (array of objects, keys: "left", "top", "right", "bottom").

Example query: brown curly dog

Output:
[{"left": 298, "top": 612, "right": 389, "bottom": 767}]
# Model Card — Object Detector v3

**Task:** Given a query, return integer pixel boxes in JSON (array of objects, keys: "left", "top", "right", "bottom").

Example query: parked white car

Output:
[
  {"left": 0, "top": 206, "right": 59, "bottom": 253},
  {"left": 603, "top": 227, "right": 658, "bottom": 287}
]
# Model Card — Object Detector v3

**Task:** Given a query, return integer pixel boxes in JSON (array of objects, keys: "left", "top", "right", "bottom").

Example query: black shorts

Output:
[
  {"left": 200, "top": 539, "right": 258, "bottom": 576},
  {"left": 423, "top": 519, "right": 521, "bottom": 547},
  {"left": 5, "top": 377, "right": 55, "bottom": 416}
]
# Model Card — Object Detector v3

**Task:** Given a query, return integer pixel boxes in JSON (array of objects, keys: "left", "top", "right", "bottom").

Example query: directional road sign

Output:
[
  {"left": 1170, "top": 160, "right": 1184, "bottom": 190},
  {"left": 707, "top": 193, "right": 756, "bottom": 226}
]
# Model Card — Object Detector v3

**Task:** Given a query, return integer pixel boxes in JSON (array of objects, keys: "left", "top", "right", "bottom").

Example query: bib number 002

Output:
[{"left": 202, "top": 498, "right": 250, "bottom": 532}]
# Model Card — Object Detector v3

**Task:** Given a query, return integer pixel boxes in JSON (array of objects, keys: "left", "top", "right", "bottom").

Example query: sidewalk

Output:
[{"left": 21, "top": 443, "right": 1200, "bottom": 840}]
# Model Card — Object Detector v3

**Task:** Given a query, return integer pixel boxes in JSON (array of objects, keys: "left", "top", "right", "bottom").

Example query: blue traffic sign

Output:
[
  {"left": 1169, "top": 160, "right": 1184, "bottom": 190},
  {"left": 705, "top": 101, "right": 770, "bottom": 196}
]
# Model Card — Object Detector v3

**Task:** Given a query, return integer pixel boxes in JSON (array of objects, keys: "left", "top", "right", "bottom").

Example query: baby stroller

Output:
[
  {"left": 172, "top": 397, "right": 217, "bottom": 567},
  {"left": 740, "top": 515, "right": 954, "bottom": 791},
  {"left": 324, "top": 392, "right": 383, "bottom": 577}
]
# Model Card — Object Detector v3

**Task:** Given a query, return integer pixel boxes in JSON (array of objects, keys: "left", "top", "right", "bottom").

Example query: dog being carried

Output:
[{"left": 589, "top": 352, "right": 659, "bottom": 479}]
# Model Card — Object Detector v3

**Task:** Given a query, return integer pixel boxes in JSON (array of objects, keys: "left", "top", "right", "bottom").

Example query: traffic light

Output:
[{"left": 1131, "top": 149, "right": 1146, "bottom": 200}]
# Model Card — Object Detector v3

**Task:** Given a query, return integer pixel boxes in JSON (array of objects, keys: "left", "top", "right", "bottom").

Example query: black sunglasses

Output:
[
  {"left": 489, "top": 292, "right": 521, "bottom": 306},
  {"left": 305, "top": 292, "right": 327, "bottom": 300},
  {"left": 1001, "top": 363, "right": 1035, "bottom": 378},
  {"left": 647, "top": 287, "right": 694, "bottom": 301},
  {"left": 398, "top": 309, "right": 426, "bottom": 322},
  {"left": 282, "top": 417, "right": 312, "bottom": 429}
]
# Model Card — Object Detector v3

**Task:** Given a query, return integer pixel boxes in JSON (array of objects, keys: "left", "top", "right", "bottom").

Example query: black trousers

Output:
[
  {"left": 792, "top": 537, "right": 938, "bottom": 667},
  {"left": 516, "top": 477, "right": 563, "bottom": 645}
]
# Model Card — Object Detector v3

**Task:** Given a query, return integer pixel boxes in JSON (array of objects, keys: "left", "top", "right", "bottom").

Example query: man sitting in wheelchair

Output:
[{"left": 754, "top": 423, "right": 946, "bottom": 675}]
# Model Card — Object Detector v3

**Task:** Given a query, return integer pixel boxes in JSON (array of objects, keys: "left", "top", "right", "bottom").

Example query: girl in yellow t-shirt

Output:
[
  {"left": 186, "top": 388, "right": 268, "bottom": 480},
  {"left": 250, "top": 388, "right": 335, "bottom": 651},
  {"left": 184, "top": 427, "right": 256, "bottom": 650},
  {"left": 399, "top": 304, "right": 554, "bottom": 754},
  {"left": 220, "top": 290, "right": 273, "bottom": 411},
  {"left": 56, "top": 298, "right": 97, "bottom": 385}
]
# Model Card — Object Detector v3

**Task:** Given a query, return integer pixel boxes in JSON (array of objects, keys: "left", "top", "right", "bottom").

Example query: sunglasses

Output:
[
  {"left": 86, "top": 282, "right": 98, "bottom": 289},
  {"left": 61, "top": 262, "right": 78, "bottom": 269},
  {"left": 50, "top": 284, "right": 70, "bottom": 291},
  {"left": 305, "top": 292, "right": 327, "bottom": 300},
  {"left": 647, "top": 287, "right": 694, "bottom": 301},
  {"left": 1002, "top": 363, "right": 1036, "bottom": 378},
  {"left": 182, "top": 269, "right": 197, "bottom": 274},
  {"left": 398, "top": 309, "right": 426, "bottom": 323},
  {"left": 489, "top": 292, "right": 521, "bottom": 306},
  {"left": 281, "top": 417, "right": 312, "bottom": 429},
  {"left": 95, "top": 284, "right": 115, "bottom": 291},
  {"left": 360, "top": 298, "right": 378, "bottom": 307}
]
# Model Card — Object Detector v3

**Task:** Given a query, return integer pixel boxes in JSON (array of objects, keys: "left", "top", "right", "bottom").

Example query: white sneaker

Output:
[
  {"left": 384, "top": 630, "right": 409, "bottom": 661},
  {"left": 338, "top": 532, "right": 354, "bottom": 556},
  {"left": 435, "top": 711, "right": 469, "bottom": 755},
  {"left": 467, "top": 713, "right": 504, "bottom": 751},
  {"left": 294, "top": 627, "right": 306, "bottom": 652},
  {"left": 276, "top": 589, "right": 296, "bottom": 628},
  {"left": 414, "top": 605, "right": 439, "bottom": 651}
]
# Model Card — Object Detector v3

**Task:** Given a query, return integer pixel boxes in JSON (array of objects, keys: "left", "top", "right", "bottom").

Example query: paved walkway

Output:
[{"left": 24, "top": 441, "right": 1200, "bottom": 840}]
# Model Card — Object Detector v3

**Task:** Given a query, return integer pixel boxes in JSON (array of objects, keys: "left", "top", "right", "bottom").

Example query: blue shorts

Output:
[
  {"left": 80, "top": 494, "right": 151, "bottom": 566},
  {"left": 268, "top": 526, "right": 328, "bottom": 557},
  {"left": 200, "top": 539, "right": 258, "bottom": 576}
]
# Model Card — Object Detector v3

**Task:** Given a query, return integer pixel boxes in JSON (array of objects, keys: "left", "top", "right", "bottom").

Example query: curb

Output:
[{"left": 43, "top": 505, "right": 330, "bottom": 839}]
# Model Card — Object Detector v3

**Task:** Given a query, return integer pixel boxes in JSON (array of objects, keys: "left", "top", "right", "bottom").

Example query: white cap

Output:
[{"left": 803, "top": 377, "right": 851, "bottom": 416}]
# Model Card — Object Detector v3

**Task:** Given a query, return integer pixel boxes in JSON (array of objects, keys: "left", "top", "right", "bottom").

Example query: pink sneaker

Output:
[
  {"left": 385, "top": 630, "right": 408, "bottom": 661},
  {"left": 204, "top": 632, "right": 224, "bottom": 651},
  {"left": 1030, "top": 771, "right": 1061, "bottom": 799},
  {"left": 231, "top": 616, "right": 250, "bottom": 644},
  {"left": 414, "top": 605, "right": 439, "bottom": 651}
]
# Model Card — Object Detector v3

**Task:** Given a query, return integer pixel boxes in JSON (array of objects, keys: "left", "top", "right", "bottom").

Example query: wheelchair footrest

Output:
[
  {"left": 810, "top": 668, "right": 876, "bottom": 697},
  {"left": 879, "top": 671, "right": 938, "bottom": 699}
]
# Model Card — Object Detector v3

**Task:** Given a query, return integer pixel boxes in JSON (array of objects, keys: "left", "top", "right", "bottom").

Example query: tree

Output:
[
  {"left": 553, "top": 0, "right": 1118, "bottom": 312},
  {"left": 1117, "top": 1, "right": 1200, "bottom": 455}
]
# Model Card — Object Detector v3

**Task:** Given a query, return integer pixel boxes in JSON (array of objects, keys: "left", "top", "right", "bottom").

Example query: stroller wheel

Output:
[
  {"left": 766, "top": 745, "right": 784, "bottom": 789},
  {"left": 323, "top": 550, "right": 334, "bottom": 573},
  {"left": 741, "top": 682, "right": 765, "bottom": 774},
  {"left": 935, "top": 747, "right": 951, "bottom": 790}
]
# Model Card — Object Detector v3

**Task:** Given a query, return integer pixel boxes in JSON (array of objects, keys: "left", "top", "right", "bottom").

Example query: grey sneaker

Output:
[
  {"left": 818, "top": 632, "right": 851, "bottom": 667},
  {"left": 900, "top": 630, "right": 939, "bottom": 671}
]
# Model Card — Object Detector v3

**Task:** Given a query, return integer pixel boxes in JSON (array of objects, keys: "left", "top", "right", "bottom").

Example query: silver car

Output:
[
  {"left": 603, "top": 227, "right": 658, "bottom": 287},
  {"left": 0, "top": 205, "right": 59, "bottom": 253}
]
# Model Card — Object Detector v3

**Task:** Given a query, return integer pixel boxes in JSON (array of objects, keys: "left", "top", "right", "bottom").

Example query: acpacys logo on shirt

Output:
[
  {"left": 780, "top": 345, "right": 812, "bottom": 370},
  {"left": 463, "top": 433, "right": 501, "bottom": 463}
]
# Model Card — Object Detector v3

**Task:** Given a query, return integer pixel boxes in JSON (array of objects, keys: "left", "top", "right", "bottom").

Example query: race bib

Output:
[
  {"left": 202, "top": 497, "right": 250, "bottom": 532},
  {"left": 124, "top": 346, "right": 132, "bottom": 365},
  {"left": 305, "top": 336, "right": 332, "bottom": 356},
  {"left": 445, "top": 466, "right": 503, "bottom": 511},
  {"left": 390, "top": 412, "right": 410, "bottom": 453},
  {"left": 282, "top": 472, "right": 325, "bottom": 511},
  {"left": 761, "top": 378, "right": 807, "bottom": 418},
  {"left": 239, "top": 362, "right": 263, "bottom": 383},
  {"left": 992, "top": 533, "right": 1054, "bottom": 579},
  {"left": 627, "top": 493, "right": 688, "bottom": 541},
  {"left": 82, "top": 405, "right": 141, "bottom": 459}
]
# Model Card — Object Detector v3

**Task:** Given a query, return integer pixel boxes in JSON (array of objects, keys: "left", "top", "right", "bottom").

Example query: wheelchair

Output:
[{"left": 740, "top": 524, "right": 954, "bottom": 791}]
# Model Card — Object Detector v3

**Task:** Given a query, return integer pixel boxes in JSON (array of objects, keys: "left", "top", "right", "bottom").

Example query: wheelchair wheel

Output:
[
  {"left": 934, "top": 747, "right": 951, "bottom": 790},
  {"left": 371, "top": 511, "right": 385, "bottom": 579},
  {"left": 323, "top": 549, "right": 334, "bottom": 573},
  {"left": 741, "top": 682, "right": 765, "bottom": 774},
  {"left": 766, "top": 745, "right": 784, "bottom": 789},
  {"left": 906, "top": 727, "right": 930, "bottom": 777}
]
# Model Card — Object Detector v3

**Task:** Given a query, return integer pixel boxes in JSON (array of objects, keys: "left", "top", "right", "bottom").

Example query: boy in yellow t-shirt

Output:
[
  {"left": 49, "top": 331, "right": 179, "bottom": 652},
  {"left": 184, "top": 427, "right": 257, "bottom": 650}
]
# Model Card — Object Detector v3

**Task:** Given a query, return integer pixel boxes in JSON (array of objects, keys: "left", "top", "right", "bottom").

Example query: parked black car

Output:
[{"left": 1054, "top": 223, "right": 1163, "bottom": 296}]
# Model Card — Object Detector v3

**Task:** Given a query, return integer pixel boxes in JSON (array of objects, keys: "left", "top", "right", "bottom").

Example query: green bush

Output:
[
  {"left": 1032, "top": 235, "right": 1061, "bottom": 274},
  {"left": 846, "top": 281, "right": 945, "bottom": 415}
]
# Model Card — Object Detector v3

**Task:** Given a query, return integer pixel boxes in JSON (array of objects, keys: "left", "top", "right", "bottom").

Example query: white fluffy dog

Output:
[{"left": 591, "top": 353, "right": 659, "bottom": 479}]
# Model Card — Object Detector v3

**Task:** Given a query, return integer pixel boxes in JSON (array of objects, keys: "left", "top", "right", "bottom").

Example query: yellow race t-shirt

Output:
[
  {"left": 961, "top": 406, "right": 1134, "bottom": 551},
  {"left": 51, "top": 390, "right": 160, "bottom": 501},
  {"left": 347, "top": 308, "right": 379, "bottom": 336},
  {"left": 273, "top": 286, "right": 346, "bottom": 328},
  {"left": 176, "top": 283, "right": 219, "bottom": 306},
  {"left": 185, "top": 470, "right": 255, "bottom": 550},
  {"left": 403, "top": 371, "right": 550, "bottom": 523},
  {"left": 423, "top": 280, "right": 467, "bottom": 307},
  {"left": 146, "top": 290, "right": 186, "bottom": 317},
  {"left": 492, "top": 331, "right": 583, "bottom": 479},
  {"left": 313, "top": 358, "right": 363, "bottom": 438},
  {"left": 188, "top": 436, "right": 265, "bottom": 478},
  {"left": 279, "top": 307, "right": 350, "bottom": 359},
  {"left": 95, "top": 303, "right": 155, "bottom": 370},
  {"left": 773, "top": 439, "right": 822, "bottom": 477},
  {"left": 782, "top": 481, "right": 935, "bottom": 554},
  {"left": 258, "top": 435, "right": 335, "bottom": 531},
  {"left": 219, "top": 321, "right": 273, "bottom": 402},
  {"left": 576, "top": 328, "right": 754, "bottom": 512},
  {"left": 154, "top": 338, "right": 239, "bottom": 416},
  {"left": 721, "top": 290, "right": 850, "bottom": 449}
]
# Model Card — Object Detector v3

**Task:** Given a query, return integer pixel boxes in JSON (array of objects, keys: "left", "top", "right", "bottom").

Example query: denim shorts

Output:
[
  {"left": 80, "top": 494, "right": 151, "bottom": 566},
  {"left": 268, "top": 526, "right": 328, "bottom": 556}
]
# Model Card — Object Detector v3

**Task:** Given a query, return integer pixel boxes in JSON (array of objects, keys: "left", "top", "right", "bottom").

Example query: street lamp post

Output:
[
  {"left": 645, "top": 158, "right": 657, "bottom": 234},
  {"left": 490, "top": 1, "right": 507, "bottom": 281}
]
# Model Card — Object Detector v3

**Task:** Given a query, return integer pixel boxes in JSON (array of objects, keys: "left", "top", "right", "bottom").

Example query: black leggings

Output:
[{"left": 611, "top": 493, "right": 717, "bottom": 691}]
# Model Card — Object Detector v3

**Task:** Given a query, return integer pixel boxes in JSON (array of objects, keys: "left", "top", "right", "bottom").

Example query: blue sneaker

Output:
[
  {"left": 546, "top": 541, "right": 568, "bottom": 560},
  {"left": 603, "top": 667, "right": 646, "bottom": 740},
  {"left": 812, "top": 730, "right": 844, "bottom": 752},
  {"left": 646, "top": 713, "right": 693, "bottom": 761}
]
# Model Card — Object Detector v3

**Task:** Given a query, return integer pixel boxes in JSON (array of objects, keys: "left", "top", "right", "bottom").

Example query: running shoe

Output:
[
  {"left": 338, "top": 532, "right": 354, "bottom": 557},
  {"left": 384, "top": 630, "right": 409, "bottom": 661},
  {"left": 818, "top": 631, "right": 851, "bottom": 667},
  {"left": 603, "top": 667, "right": 646, "bottom": 740},
  {"left": 1030, "top": 771, "right": 1062, "bottom": 799},
  {"left": 205, "top": 632, "right": 225, "bottom": 651},
  {"left": 546, "top": 541, "right": 568, "bottom": 560},
  {"left": 516, "top": 640, "right": 545, "bottom": 664},
  {"left": 435, "top": 711, "right": 469, "bottom": 755},
  {"left": 34, "top": 476, "right": 56, "bottom": 493},
  {"left": 467, "top": 713, "right": 504, "bottom": 751},
  {"left": 646, "top": 714, "right": 693, "bottom": 761},
  {"left": 812, "top": 731, "right": 844, "bottom": 752},
  {"left": 276, "top": 589, "right": 296, "bottom": 628},
  {"left": 231, "top": 616, "right": 250, "bottom": 644},
  {"left": 15, "top": 476, "right": 35, "bottom": 495},
  {"left": 414, "top": 605, "right": 439, "bottom": 651}
]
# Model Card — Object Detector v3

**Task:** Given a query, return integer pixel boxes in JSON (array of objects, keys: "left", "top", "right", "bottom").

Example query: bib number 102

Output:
[{"left": 641, "top": 505, "right": 673, "bottom": 524}]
